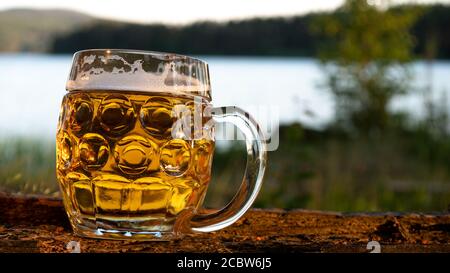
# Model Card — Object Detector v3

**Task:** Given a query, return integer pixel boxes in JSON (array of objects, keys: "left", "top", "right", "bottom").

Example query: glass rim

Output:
[
  {"left": 73, "top": 48, "right": 208, "bottom": 65},
  {"left": 67, "top": 48, "right": 212, "bottom": 100}
]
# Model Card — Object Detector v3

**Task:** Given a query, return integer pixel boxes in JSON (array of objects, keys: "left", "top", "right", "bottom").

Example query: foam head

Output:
[{"left": 66, "top": 49, "right": 212, "bottom": 100}]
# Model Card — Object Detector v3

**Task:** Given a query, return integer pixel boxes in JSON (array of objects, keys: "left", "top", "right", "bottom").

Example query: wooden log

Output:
[{"left": 0, "top": 192, "right": 450, "bottom": 253}]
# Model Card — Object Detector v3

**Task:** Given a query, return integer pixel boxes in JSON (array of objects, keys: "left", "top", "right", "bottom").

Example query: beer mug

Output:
[{"left": 56, "top": 49, "right": 267, "bottom": 240}]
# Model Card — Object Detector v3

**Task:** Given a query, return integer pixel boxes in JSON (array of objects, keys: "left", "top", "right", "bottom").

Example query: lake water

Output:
[{"left": 1, "top": 54, "right": 450, "bottom": 138}]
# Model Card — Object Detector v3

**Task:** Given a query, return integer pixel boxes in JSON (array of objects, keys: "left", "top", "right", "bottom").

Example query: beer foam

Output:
[{"left": 66, "top": 50, "right": 211, "bottom": 100}]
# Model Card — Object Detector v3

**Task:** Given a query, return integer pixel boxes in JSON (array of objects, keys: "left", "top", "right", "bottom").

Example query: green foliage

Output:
[
  {"left": 313, "top": 0, "right": 420, "bottom": 133},
  {"left": 212, "top": 123, "right": 450, "bottom": 211},
  {"left": 0, "top": 138, "right": 58, "bottom": 195},
  {"left": 314, "top": 0, "right": 419, "bottom": 63}
]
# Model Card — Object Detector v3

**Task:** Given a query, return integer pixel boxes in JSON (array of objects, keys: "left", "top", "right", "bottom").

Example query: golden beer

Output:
[{"left": 57, "top": 91, "right": 214, "bottom": 229}]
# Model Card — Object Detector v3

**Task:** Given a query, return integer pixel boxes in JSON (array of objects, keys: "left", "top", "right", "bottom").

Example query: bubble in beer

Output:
[
  {"left": 140, "top": 97, "right": 174, "bottom": 139},
  {"left": 79, "top": 133, "right": 110, "bottom": 170},
  {"left": 160, "top": 139, "right": 191, "bottom": 176},
  {"left": 114, "top": 135, "right": 157, "bottom": 175},
  {"left": 98, "top": 94, "right": 135, "bottom": 136}
]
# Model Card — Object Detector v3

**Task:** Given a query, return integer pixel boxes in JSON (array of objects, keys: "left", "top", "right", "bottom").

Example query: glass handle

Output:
[{"left": 189, "top": 106, "right": 267, "bottom": 232}]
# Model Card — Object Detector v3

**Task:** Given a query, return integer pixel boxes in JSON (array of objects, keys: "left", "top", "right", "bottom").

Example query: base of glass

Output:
[
  {"left": 72, "top": 222, "right": 179, "bottom": 241},
  {"left": 69, "top": 213, "right": 185, "bottom": 241}
]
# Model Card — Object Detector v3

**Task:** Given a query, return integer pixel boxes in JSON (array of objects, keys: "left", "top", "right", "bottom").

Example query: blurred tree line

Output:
[
  {"left": 51, "top": 3, "right": 450, "bottom": 59},
  {"left": 206, "top": 0, "right": 450, "bottom": 211}
]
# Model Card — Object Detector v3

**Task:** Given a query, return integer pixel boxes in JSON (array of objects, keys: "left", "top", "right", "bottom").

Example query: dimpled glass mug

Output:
[{"left": 56, "top": 49, "right": 267, "bottom": 240}]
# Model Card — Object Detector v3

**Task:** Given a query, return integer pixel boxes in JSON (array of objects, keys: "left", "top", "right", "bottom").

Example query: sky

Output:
[{"left": 0, "top": 0, "right": 449, "bottom": 24}]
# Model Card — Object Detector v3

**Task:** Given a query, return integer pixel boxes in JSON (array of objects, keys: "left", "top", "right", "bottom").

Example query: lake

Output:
[{"left": 1, "top": 54, "right": 450, "bottom": 138}]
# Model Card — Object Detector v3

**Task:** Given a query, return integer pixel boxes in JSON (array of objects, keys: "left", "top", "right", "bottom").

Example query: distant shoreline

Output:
[
  {"left": 1, "top": 52, "right": 450, "bottom": 62},
  {"left": 1, "top": 5, "right": 450, "bottom": 59}
]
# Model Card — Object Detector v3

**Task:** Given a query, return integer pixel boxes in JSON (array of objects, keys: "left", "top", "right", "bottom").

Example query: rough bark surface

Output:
[{"left": 1, "top": 192, "right": 450, "bottom": 253}]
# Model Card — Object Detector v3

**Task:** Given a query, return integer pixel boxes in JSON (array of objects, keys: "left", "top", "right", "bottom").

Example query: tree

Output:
[{"left": 313, "top": 0, "right": 419, "bottom": 134}]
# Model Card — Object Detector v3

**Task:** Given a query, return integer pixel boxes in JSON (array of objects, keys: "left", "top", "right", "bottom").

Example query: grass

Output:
[
  {"left": 1, "top": 123, "right": 450, "bottom": 211},
  {"left": 257, "top": 123, "right": 450, "bottom": 211},
  {"left": 0, "top": 137, "right": 58, "bottom": 196}
]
